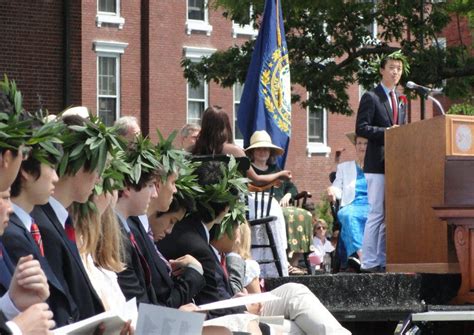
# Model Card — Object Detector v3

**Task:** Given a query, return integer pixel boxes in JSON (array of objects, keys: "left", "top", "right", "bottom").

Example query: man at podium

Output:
[{"left": 355, "top": 51, "right": 409, "bottom": 273}]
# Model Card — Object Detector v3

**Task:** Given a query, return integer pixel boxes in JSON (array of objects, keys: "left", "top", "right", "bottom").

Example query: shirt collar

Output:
[
  {"left": 48, "top": 196, "right": 69, "bottom": 229},
  {"left": 201, "top": 221, "right": 210, "bottom": 244},
  {"left": 138, "top": 214, "right": 149, "bottom": 232},
  {"left": 12, "top": 203, "right": 33, "bottom": 232},
  {"left": 116, "top": 211, "right": 130, "bottom": 233}
]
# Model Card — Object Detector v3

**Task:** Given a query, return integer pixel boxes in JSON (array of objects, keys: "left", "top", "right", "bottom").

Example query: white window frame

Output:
[
  {"left": 306, "top": 95, "right": 330, "bottom": 157},
  {"left": 186, "top": 79, "right": 208, "bottom": 125},
  {"left": 233, "top": 83, "right": 244, "bottom": 147},
  {"left": 186, "top": 0, "right": 213, "bottom": 36},
  {"left": 94, "top": 41, "right": 128, "bottom": 125},
  {"left": 184, "top": 46, "right": 216, "bottom": 124},
  {"left": 96, "top": 0, "right": 125, "bottom": 29},
  {"left": 232, "top": 6, "right": 258, "bottom": 39}
]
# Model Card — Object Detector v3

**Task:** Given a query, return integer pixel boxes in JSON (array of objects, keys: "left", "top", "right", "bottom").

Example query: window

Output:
[
  {"left": 97, "top": 56, "right": 119, "bottom": 126},
  {"left": 186, "top": 0, "right": 212, "bottom": 35},
  {"left": 184, "top": 46, "right": 215, "bottom": 124},
  {"left": 94, "top": 41, "right": 128, "bottom": 126},
  {"left": 233, "top": 83, "right": 244, "bottom": 144},
  {"left": 359, "top": 0, "right": 378, "bottom": 45},
  {"left": 307, "top": 103, "right": 330, "bottom": 156},
  {"left": 232, "top": 6, "right": 258, "bottom": 39},
  {"left": 187, "top": 78, "right": 207, "bottom": 125},
  {"left": 97, "top": 0, "right": 125, "bottom": 29}
]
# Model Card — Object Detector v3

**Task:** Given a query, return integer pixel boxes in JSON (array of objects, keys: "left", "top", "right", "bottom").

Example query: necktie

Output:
[
  {"left": 30, "top": 221, "right": 44, "bottom": 257},
  {"left": 390, "top": 91, "right": 398, "bottom": 125},
  {"left": 64, "top": 216, "right": 76, "bottom": 243},
  {"left": 220, "top": 252, "right": 229, "bottom": 279},
  {"left": 147, "top": 227, "right": 172, "bottom": 275},
  {"left": 129, "top": 231, "right": 152, "bottom": 285}
]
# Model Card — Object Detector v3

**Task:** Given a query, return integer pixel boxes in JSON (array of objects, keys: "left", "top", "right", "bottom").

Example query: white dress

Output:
[
  {"left": 248, "top": 193, "right": 289, "bottom": 277},
  {"left": 81, "top": 253, "right": 126, "bottom": 311}
]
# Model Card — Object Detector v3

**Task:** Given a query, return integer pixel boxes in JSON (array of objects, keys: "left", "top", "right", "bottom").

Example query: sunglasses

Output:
[{"left": 316, "top": 226, "right": 327, "bottom": 230}]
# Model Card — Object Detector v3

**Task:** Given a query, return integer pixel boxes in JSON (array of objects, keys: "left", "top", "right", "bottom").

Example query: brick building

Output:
[{"left": 1, "top": 1, "right": 457, "bottom": 204}]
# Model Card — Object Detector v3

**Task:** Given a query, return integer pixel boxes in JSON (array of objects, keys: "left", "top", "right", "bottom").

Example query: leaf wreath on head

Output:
[
  {"left": 58, "top": 115, "right": 123, "bottom": 177},
  {"left": 123, "top": 134, "right": 162, "bottom": 185},
  {"left": 27, "top": 110, "right": 64, "bottom": 167},
  {"left": 155, "top": 129, "right": 202, "bottom": 206},
  {"left": 94, "top": 148, "right": 132, "bottom": 195},
  {"left": 196, "top": 156, "right": 249, "bottom": 239},
  {"left": 0, "top": 74, "right": 33, "bottom": 151}
]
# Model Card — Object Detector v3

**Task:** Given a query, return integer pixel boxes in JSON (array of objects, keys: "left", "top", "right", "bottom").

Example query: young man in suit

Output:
[
  {"left": 115, "top": 137, "right": 160, "bottom": 305},
  {"left": 0, "top": 87, "right": 54, "bottom": 334},
  {"left": 355, "top": 51, "right": 408, "bottom": 273},
  {"left": 3, "top": 133, "right": 80, "bottom": 327},
  {"left": 31, "top": 114, "right": 106, "bottom": 320}
]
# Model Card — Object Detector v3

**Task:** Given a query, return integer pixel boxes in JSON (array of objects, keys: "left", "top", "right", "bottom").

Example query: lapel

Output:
[
  {"left": 128, "top": 217, "right": 173, "bottom": 287},
  {"left": 375, "top": 84, "right": 393, "bottom": 125},
  {"left": 40, "top": 204, "right": 97, "bottom": 294},
  {"left": 9, "top": 213, "right": 72, "bottom": 297},
  {"left": 0, "top": 242, "right": 12, "bottom": 290},
  {"left": 396, "top": 92, "right": 406, "bottom": 125}
]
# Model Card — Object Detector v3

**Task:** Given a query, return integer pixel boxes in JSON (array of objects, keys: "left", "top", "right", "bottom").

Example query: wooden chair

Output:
[
  {"left": 289, "top": 191, "right": 312, "bottom": 208},
  {"left": 247, "top": 180, "right": 284, "bottom": 277}
]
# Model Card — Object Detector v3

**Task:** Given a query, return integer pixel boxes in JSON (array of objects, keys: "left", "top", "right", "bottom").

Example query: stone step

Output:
[{"left": 264, "top": 272, "right": 462, "bottom": 322}]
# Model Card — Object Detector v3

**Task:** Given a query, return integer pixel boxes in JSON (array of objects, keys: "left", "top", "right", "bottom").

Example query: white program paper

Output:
[
  {"left": 53, "top": 298, "right": 137, "bottom": 335},
  {"left": 135, "top": 304, "right": 206, "bottom": 335},
  {"left": 198, "top": 292, "right": 280, "bottom": 311}
]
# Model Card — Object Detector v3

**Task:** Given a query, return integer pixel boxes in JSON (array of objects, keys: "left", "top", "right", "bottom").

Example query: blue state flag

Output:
[{"left": 237, "top": 0, "right": 291, "bottom": 168}]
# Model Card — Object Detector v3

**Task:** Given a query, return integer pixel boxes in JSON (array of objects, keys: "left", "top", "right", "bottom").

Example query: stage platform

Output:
[{"left": 265, "top": 272, "right": 473, "bottom": 334}]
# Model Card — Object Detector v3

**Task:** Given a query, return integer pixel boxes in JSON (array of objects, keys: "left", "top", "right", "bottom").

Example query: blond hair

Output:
[
  {"left": 72, "top": 199, "right": 125, "bottom": 272},
  {"left": 236, "top": 222, "right": 252, "bottom": 260}
]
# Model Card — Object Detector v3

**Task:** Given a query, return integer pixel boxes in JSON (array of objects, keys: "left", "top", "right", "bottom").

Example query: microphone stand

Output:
[{"left": 426, "top": 95, "right": 445, "bottom": 116}]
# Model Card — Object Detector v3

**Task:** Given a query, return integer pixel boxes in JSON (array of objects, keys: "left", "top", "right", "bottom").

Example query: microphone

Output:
[{"left": 406, "top": 81, "right": 443, "bottom": 95}]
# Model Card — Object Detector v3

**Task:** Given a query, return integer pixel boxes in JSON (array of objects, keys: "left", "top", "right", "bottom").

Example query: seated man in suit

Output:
[
  {"left": 159, "top": 161, "right": 351, "bottom": 335},
  {"left": 0, "top": 82, "right": 54, "bottom": 334},
  {"left": 31, "top": 114, "right": 108, "bottom": 320},
  {"left": 115, "top": 136, "right": 160, "bottom": 305},
  {"left": 3, "top": 123, "right": 80, "bottom": 327}
]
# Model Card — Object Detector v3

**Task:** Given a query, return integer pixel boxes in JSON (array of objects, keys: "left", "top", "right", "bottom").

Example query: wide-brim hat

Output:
[
  {"left": 345, "top": 132, "right": 357, "bottom": 145},
  {"left": 244, "top": 130, "right": 284, "bottom": 156}
]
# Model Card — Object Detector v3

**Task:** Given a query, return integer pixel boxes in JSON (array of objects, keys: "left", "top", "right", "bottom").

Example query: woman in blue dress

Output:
[{"left": 327, "top": 133, "right": 369, "bottom": 271}]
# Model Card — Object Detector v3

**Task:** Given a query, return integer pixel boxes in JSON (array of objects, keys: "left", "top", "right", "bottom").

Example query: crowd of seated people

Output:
[{"left": 0, "top": 77, "right": 350, "bottom": 334}]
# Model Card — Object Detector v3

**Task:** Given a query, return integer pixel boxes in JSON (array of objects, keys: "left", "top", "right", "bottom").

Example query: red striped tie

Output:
[
  {"left": 64, "top": 216, "right": 76, "bottom": 243},
  {"left": 390, "top": 91, "right": 398, "bottom": 125},
  {"left": 31, "top": 221, "right": 44, "bottom": 257}
]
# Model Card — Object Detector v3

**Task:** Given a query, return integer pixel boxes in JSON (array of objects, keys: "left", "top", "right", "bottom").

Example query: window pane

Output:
[
  {"left": 99, "top": 0, "right": 116, "bottom": 13},
  {"left": 188, "top": 101, "right": 204, "bottom": 124},
  {"left": 188, "top": 0, "right": 205, "bottom": 20},
  {"left": 98, "top": 97, "right": 117, "bottom": 126},
  {"left": 308, "top": 107, "right": 323, "bottom": 143},
  {"left": 188, "top": 80, "right": 205, "bottom": 99},
  {"left": 234, "top": 83, "right": 244, "bottom": 140},
  {"left": 99, "top": 57, "right": 116, "bottom": 95}
]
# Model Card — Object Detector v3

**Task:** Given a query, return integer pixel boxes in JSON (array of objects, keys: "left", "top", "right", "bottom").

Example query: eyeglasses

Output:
[{"left": 316, "top": 226, "right": 327, "bottom": 231}]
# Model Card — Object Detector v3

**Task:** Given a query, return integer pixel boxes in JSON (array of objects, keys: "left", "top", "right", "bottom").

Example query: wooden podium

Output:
[{"left": 386, "top": 115, "right": 474, "bottom": 273}]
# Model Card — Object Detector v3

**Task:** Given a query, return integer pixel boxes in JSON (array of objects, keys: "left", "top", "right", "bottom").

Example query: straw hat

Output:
[
  {"left": 244, "top": 130, "right": 284, "bottom": 156},
  {"left": 345, "top": 132, "right": 357, "bottom": 145}
]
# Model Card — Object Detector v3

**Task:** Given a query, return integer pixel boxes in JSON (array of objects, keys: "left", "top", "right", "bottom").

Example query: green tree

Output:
[{"left": 182, "top": 0, "right": 474, "bottom": 116}]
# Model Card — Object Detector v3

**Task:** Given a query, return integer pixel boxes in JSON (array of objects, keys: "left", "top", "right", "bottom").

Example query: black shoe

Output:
[
  {"left": 360, "top": 266, "right": 382, "bottom": 273},
  {"left": 347, "top": 256, "right": 361, "bottom": 272}
]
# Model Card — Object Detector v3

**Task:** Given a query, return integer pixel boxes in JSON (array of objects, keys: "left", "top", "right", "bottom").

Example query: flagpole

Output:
[{"left": 276, "top": 0, "right": 281, "bottom": 47}]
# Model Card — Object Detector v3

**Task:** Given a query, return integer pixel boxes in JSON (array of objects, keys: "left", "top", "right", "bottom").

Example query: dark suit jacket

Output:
[
  {"left": 2, "top": 213, "right": 79, "bottom": 326},
  {"left": 355, "top": 84, "right": 407, "bottom": 174},
  {"left": 31, "top": 204, "right": 104, "bottom": 320},
  {"left": 0, "top": 242, "right": 13, "bottom": 297},
  {"left": 116, "top": 217, "right": 157, "bottom": 305},
  {"left": 0, "top": 310, "right": 11, "bottom": 335},
  {"left": 158, "top": 214, "right": 246, "bottom": 318},
  {"left": 127, "top": 216, "right": 205, "bottom": 308}
]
